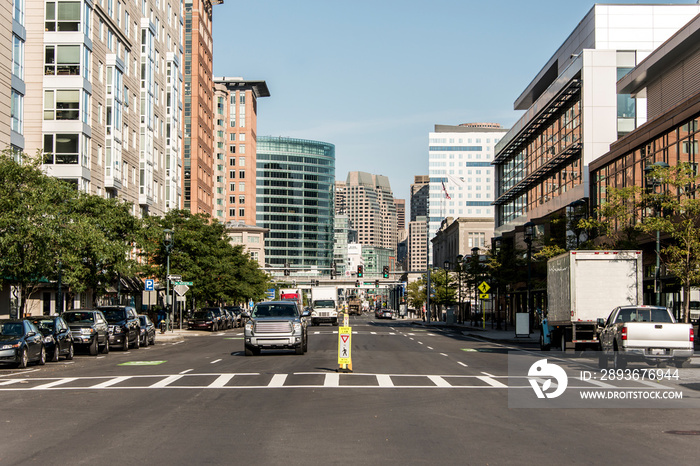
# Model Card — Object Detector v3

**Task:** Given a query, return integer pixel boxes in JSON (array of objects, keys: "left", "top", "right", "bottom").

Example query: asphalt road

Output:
[{"left": 1, "top": 314, "right": 699, "bottom": 465}]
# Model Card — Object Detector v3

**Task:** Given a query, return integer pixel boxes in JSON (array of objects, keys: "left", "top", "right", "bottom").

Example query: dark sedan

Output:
[
  {"left": 31, "top": 316, "right": 74, "bottom": 362},
  {"left": 0, "top": 320, "right": 47, "bottom": 368},
  {"left": 188, "top": 310, "right": 217, "bottom": 331},
  {"left": 138, "top": 315, "right": 156, "bottom": 347},
  {"left": 62, "top": 310, "right": 110, "bottom": 355},
  {"left": 99, "top": 306, "right": 140, "bottom": 351}
]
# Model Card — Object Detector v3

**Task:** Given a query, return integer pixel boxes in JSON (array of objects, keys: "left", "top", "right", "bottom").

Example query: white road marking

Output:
[
  {"left": 150, "top": 375, "right": 183, "bottom": 388},
  {"left": 418, "top": 341, "right": 424, "bottom": 345},
  {"left": 458, "top": 362, "right": 468, "bottom": 367},
  {"left": 427, "top": 346, "right": 434, "bottom": 350},
  {"left": 0, "top": 380, "right": 20, "bottom": 386},
  {"left": 179, "top": 369, "right": 193, "bottom": 374},
  {"left": 582, "top": 379, "right": 616, "bottom": 389},
  {"left": 210, "top": 359, "right": 222, "bottom": 364},
  {"left": 31, "top": 378, "right": 78, "bottom": 390},
  {"left": 440, "top": 353, "right": 448, "bottom": 357},
  {"left": 92, "top": 376, "right": 131, "bottom": 388},
  {"left": 324, "top": 373, "right": 340, "bottom": 387},
  {"left": 376, "top": 375, "right": 394, "bottom": 387},
  {"left": 268, "top": 374, "right": 287, "bottom": 387},
  {"left": 208, "top": 374, "right": 235, "bottom": 388},
  {"left": 476, "top": 375, "right": 508, "bottom": 388},
  {"left": 428, "top": 376, "right": 452, "bottom": 388},
  {"left": 371, "top": 332, "right": 376, "bottom": 335}
]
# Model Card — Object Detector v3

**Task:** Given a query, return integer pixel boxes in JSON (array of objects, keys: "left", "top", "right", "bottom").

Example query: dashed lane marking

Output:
[{"left": 210, "top": 359, "right": 222, "bottom": 364}]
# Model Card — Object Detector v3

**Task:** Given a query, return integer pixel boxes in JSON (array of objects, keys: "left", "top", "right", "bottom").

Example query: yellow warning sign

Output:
[
  {"left": 479, "top": 293, "right": 490, "bottom": 300},
  {"left": 338, "top": 326, "right": 352, "bottom": 366},
  {"left": 478, "top": 282, "right": 490, "bottom": 294}
]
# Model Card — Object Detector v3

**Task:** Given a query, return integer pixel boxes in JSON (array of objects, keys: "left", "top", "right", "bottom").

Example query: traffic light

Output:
[
  {"left": 382, "top": 266, "right": 389, "bottom": 278},
  {"left": 357, "top": 265, "right": 363, "bottom": 278},
  {"left": 355, "top": 280, "right": 360, "bottom": 288},
  {"left": 292, "top": 280, "right": 297, "bottom": 287},
  {"left": 284, "top": 268, "right": 290, "bottom": 276},
  {"left": 375, "top": 280, "right": 379, "bottom": 288}
]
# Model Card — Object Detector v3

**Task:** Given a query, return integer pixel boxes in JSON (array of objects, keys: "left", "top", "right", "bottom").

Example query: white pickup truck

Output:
[{"left": 597, "top": 305, "right": 694, "bottom": 369}]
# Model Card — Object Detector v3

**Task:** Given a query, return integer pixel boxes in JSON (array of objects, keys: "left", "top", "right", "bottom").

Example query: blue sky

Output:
[{"left": 212, "top": 0, "right": 696, "bottom": 204}]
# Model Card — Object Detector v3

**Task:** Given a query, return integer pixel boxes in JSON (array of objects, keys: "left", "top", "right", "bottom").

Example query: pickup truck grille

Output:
[{"left": 255, "top": 321, "right": 293, "bottom": 333}]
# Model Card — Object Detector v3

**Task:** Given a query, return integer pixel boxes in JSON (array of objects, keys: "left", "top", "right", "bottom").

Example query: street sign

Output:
[
  {"left": 168, "top": 274, "right": 181, "bottom": 281},
  {"left": 173, "top": 281, "right": 193, "bottom": 286},
  {"left": 478, "top": 281, "right": 491, "bottom": 294},
  {"left": 338, "top": 326, "right": 352, "bottom": 371},
  {"left": 174, "top": 284, "right": 189, "bottom": 296},
  {"left": 479, "top": 293, "right": 490, "bottom": 300},
  {"left": 145, "top": 279, "right": 154, "bottom": 291}
]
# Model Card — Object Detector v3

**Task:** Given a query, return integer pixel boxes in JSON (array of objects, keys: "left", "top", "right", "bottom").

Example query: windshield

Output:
[
  {"left": 252, "top": 304, "right": 298, "bottom": 318},
  {"left": 0, "top": 322, "right": 24, "bottom": 336},
  {"left": 102, "top": 309, "right": 127, "bottom": 323},
  {"left": 193, "top": 311, "right": 212, "bottom": 320},
  {"left": 33, "top": 320, "right": 55, "bottom": 335},
  {"left": 63, "top": 312, "right": 95, "bottom": 324},
  {"left": 615, "top": 308, "right": 674, "bottom": 323},
  {"left": 314, "top": 300, "right": 335, "bottom": 307}
]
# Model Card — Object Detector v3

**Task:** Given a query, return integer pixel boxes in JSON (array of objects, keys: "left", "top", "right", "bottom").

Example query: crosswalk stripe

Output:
[
  {"left": 149, "top": 375, "right": 183, "bottom": 388},
  {"left": 268, "top": 374, "right": 287, "bottom": 387},
  {"left": 30, "top": 378, "right": 78, "bottom": 390},
  {"left": 476, "top": 375, "right": 507, "bottom": 388},
  {"left": 92, "top": 376, "right": 130, "bottom": 388},
  {"left": 324, "top": 373, "right": 340, "bottom": 387},
  {"left": 428, "top": 376, "right": 451, "bottom": 387},
  {"left": 208, "top": 374, "right": 235, "bottom": 388},
  {"left": 376, "top": 375, "right": 394, "bottom": 387}
]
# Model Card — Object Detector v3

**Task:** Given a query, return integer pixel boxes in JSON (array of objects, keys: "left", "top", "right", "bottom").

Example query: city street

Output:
[{"left": 1, "top": 314, "right": 699, "bottom": 465}]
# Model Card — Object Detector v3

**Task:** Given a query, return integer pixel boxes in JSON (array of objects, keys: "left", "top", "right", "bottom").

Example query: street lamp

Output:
[
  {"left": 524, "top": 221, "right": 535, "bottom": 333},
  {"left": 456, "top": 254, "right": 463, "bottom": 324},
  {"left": 644, "top": 161, "right": 669, "bottom": 306},
  {"left": 471, "top": 246, "right": 479, "bottom": 326},
  {"left": 443, "top": 260, "right": 450, "bottom": 322},
  {"left": 163, "top": 228, "right": 174, "bottom": 325}
]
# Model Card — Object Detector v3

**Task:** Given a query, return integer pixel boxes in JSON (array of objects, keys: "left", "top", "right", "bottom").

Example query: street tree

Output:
[{"left": 406, "top": 279, "right": 426, "bottom": 312}]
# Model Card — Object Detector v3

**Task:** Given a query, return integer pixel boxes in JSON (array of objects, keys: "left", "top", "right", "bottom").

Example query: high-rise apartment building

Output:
[
  {"left": 342, "top": 171, "right": 397, "bottom": 253},
  {"left": 428, "top": 123, "right": 507, "bottom": 240},
  {"left": 22, "top": 0, "right": 183, "bottom": 217},
  {"left": 334, "top": 180, "right": 347, "bottom": 214},
  {"left": 256, "top": 136, "right": 335, "bottom": 276},
  {"left": 5, "top": 0, "right": 25, "bottom": 154},
  {"left": 395, "top": 198, "right": 405, "bottom": 231},
  {"left": 182, "top": 0, "right": 220, "bottom": 215},
  {"left": 213, "top": 77, "right": 269, "bottom": 224},
  {"left": 494, "top": 4, "right": 700, "bottom": 236},
  {"left": 408, "top": 216, "right": 427, "bottom": 272}
]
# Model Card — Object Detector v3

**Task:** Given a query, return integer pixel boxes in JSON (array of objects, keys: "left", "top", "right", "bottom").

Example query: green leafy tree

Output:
[
  {"left": 579, "top": 186, "right": 643, "bottom": 249},
  {"left": 406, "top": 278, "right": 426, "bottom": 311}
]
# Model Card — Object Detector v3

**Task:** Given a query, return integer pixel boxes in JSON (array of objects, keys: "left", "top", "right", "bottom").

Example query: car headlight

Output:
[
  {"left": 80, "top": 328, "right": 94, "bottom": 335},
  {"left": 112, "top": 326, "right": 124, "bottom": 334},
  {"left": 293, "top": 323, "right": 302, "bottom": 332},
  {"left": 311, "top": 311, "right": 317, "bottom": 317},
  {"left": 244, "top": 322, "right": 253, "bottom": 332},
  {"left": 43, "top": 336, "right": 53, "bottom": 344},
  {"left": 1, "top": 343, "right": 21, "bottom": 350}
]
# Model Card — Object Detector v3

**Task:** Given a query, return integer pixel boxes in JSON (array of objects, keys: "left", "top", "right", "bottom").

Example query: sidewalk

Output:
[
  {"left": 412, "top": 319, "right": 540, "bottom": 345},
  {"left": 155, "top": 328, "right": 209, "bottom": 342}
]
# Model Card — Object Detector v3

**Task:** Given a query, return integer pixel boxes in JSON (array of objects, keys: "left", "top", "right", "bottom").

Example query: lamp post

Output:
[
  {"left": 471, "top": 247, "right": 479, "bottom": 326},
  {"left": 644, "top": 161, "right": 669, "bottom": 306},
  {"left": 524, "top": 221, "right": 534, "bottom": 333},
  {"left": 163, "top": 228, "right": 174, "bottom": 325},
  {"left": 443, "top": 260, "right": 450, "bottom": 322},
  {"left": 456, "top": 254, "right": 463, "bottom": 324}
]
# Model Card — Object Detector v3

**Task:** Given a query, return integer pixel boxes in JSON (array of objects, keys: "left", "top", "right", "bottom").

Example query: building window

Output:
[
  {"left": 43, "top": 133, "right": 80, "bottom": 164},
  {"left": 11, "top": 90, "right": 23, "bottom": 134},
  {"left": 45, "top": 1, "right": 80, "bottom": 32},
  {"left": 239, "top": 170, "right": 245, "bottom": 179},
  {"left": 229, "top": 145, "right": 235, "bottom": 153},
  {"left": 44, "top": 89, "right": 80, "bottom": 120},
  {"left": 239, "top": 157, "right": 245, "bottom": 167},
  {"left": 229, "top": 157, "right": 235, "bottom": 166},
  {"left": 239, "top": 208, "right": 245, "bottom": 217},
  {"left": 238, "top": 182, "right": 245, "bottom": 192},
  {"left": 239, "top": 195, "right": 245, "bottom": 204},
  {"left": 12, "top": 35, "right": 23, "bottom": 79},
  {"left": 44, "top": 44, "right": 80, "bottom": 75}
]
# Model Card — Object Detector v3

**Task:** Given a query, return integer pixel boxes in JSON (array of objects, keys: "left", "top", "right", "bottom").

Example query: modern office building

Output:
[
  {"left": 225, "top": 220, "right": 268, "bottom": 269},
  {"left": 493, "top": 4, "right": 700, "bottom": 237},
  {"left": 334, "top": 180, "right": 347, "bottom": 214},
  {"left": 408, "top": 216, "right": 428, "bottom": 273},
  {"left": 182, "top": 0, "right": 221, "bottom": 215},
  {"left": 256, "top": 136, "right": 335, "bottom": 276},
  {"left": 341, "top": 171, "right": 398, "bottom": 253},
  {"left": 590, "top": 12, "right": 700, "bottom": 308},
  {"left": 21, "top": 0, "right": 184, "bottom": 217},
  {"left": 213, "top": 77, "right": 270, "bottom": 224},
  {"left": 395, "top": 198, "right": 405, "bottom": 231},
  {"left": 428, "top": 123, "right": 507, "bottom": 241},
  {"left": 333, "top": 214, "right": 357, "bottom": 277},
  {"left": 410, "top": 175, "right": 429, "bottom": 221}
]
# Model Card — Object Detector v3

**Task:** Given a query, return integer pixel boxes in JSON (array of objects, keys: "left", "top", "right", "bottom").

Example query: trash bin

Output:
[{"left": 446, "top": 310, "right": 455, "bottom": 325}]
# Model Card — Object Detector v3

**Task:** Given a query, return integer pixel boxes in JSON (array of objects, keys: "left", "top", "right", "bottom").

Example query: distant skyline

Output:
[{"left": 212, "top": 0, "right": 698, "bottom": 204}]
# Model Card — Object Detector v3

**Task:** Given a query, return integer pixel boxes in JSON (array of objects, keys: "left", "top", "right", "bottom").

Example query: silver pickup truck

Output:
[
  {"left": 598, "top": 305, "right": 694, "bottom": 369},
  {"left": 243, "top": 301, "right": 309, "bottom": 356}
]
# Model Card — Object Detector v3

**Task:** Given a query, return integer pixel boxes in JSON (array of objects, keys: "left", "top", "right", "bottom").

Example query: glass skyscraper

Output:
[{"left": 256, "top": 137, "right": 335, "bottom": 276}]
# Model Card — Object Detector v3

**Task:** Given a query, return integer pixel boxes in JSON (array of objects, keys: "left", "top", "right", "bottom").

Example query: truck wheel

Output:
[
  {"left": 560, "top": 332, "right": 567, "bottom": 352},
  {"left": 674, "top": 359, "right": 686, "bottom": 368},
  {"left": 539, "top": 330, "right": 550, "bottom": 351},
  {"left": 613, "top": 349, "right": 626, "bottom": 370},
  {"left": 295, "top": 344, "right": 304, "bottom": 355},
  {"left": 244, "top": 345, "right": 256, "bottom": 356}
]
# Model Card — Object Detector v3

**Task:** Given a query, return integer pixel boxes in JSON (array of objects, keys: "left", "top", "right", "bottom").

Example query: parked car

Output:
[
  {"left": 0, "top": 319, "right": 47, "bottom": 368},
  {"left": 205, "top": 307, "right": 226, "bottom": 331},
  {"left": 224, "top": 306, "right": 244, "bottom": 328},
  {"left": 220, "top": 308, "right": 234, "bottom": 329},
  {"left": 62, "top": 310, "right": 110, "bottom": 355},
  {"left": 138, "top": 315, "right": 156, "bottom": 347},
  {"left": 376, "top": 309, "right": 393, "bottom": 319},
  {"left": 99, "top": 306, "right": 141, "bottom": 351},
  {"left": 243, "top": 301, "right": 310, "bottom": 355},
  {"left": 31, "top": 316, "right": 74, "bottom": 362},
  {"left": 188, "top": 310, "right": 217, "bottom": 331}
]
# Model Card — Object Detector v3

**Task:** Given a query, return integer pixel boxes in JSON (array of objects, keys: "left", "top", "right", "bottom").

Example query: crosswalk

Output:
[{"left": 0, "top": 372, "right": 508, "bottom": 390}]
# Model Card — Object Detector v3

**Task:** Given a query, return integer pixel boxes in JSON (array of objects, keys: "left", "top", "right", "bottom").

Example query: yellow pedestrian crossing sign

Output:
[
  {"left": 479, "top": 293, "right": 490, "bottom": 300},
  {"left": 478, "top": 281, "right": 490, "bottom": 294}
]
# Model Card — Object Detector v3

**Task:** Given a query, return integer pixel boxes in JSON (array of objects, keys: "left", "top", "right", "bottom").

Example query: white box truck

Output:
[
  {"left": 541, "top": 250, "right": 643, "bottom": 351},
  {"left": 310, "top": 286, "right": 338, "bottom": 326}
]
